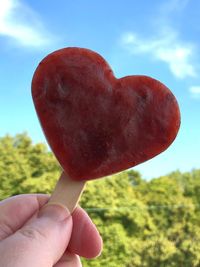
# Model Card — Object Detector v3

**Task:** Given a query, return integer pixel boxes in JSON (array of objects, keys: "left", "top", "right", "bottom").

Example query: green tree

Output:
[{"left": 1, "top": 133, "right": 200, "bottom": 266}]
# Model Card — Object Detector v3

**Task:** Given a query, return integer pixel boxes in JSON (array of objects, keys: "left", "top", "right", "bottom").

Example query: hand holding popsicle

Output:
[
  {"left": 32, "top": 47, "right": 180, "bottom": 211},
  {"left": 0, "top": 194, "right": 102, "bottom": 267}
]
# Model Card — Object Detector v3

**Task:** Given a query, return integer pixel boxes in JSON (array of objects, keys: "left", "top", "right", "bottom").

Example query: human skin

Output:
[{"left": 0, "top": 194, "right": 102, "bottom": 267}]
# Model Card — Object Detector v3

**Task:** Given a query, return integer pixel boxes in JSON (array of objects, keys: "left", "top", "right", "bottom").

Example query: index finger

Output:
[{"left": 0, "top": 194, "right": 49, "bottom": 240}]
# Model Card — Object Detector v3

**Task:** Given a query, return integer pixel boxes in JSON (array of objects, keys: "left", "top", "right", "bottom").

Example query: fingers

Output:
[
  {"left": 0, "top": 194, "right": 49, "bottom": 240},
  {"left": 0, "top": 194, "right": 102, "bottom": 267},
  {"left": 0, "top": 203, "right": 73, "bottom": 267},
  {"left": 54, "top": 252, "right": 82, "bottom": 267},
  {"left": 68, "top": 207, "right": 103, "bottom": 258}
]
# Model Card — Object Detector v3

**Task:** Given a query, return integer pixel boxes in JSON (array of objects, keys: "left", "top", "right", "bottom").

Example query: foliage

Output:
[{"left": 0, "top": 133, "right": 200, "bottom": 266}]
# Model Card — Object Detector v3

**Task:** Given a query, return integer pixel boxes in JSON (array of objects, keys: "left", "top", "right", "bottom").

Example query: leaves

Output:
[{"left": 0, "top": 133, "right": 200, "bottom": 266}]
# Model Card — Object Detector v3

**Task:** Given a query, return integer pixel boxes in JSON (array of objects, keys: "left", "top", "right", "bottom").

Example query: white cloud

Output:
[
  {"left": 189, "top": 86, "right": 200, "bottom": 98},
  {"left": 121, "top": 30, "right": 196, "bottom": 79},
  {"left": 120, "top": 0, "right": 198, "bottom": 80},
  {"left": 0, "top": 0, "right": 53, "bottom": 48}
]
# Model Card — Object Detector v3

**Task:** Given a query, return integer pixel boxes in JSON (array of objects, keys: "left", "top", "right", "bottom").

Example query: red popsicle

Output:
[{"left": 32, "top": 47, "right": 180, "bottom": 211}]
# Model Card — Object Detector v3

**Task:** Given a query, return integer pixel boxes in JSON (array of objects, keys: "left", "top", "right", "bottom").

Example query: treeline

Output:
[{"left": 0, "top": 133, "right": 200, "bottom": 267}]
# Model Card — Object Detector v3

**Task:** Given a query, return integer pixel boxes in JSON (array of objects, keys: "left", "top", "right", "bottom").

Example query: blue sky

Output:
[{"left": 0, "top": 0, "right": 199, "bottom": 179}]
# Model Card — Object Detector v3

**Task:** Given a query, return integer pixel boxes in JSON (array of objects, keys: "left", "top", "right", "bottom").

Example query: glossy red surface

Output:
[{"left": 32, "top": 47, "right": 180, "bottom": 181}]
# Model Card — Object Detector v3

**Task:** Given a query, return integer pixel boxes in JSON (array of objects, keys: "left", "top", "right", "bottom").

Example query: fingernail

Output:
[{"left": 38, "top": 203, "right": 71, "bottom": 222}]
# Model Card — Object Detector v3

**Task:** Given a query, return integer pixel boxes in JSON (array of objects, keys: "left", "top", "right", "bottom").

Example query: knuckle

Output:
[
  {"left": 0, "top": 222, "right": 14, "bottom": 239},
  {"left": 18, "top": 225, "right": 46, "bottom": 241}
]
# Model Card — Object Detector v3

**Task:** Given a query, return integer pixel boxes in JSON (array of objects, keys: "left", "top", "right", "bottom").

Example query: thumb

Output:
[{"left": 0, "top": 203, "right": 72, "bottom": 267}]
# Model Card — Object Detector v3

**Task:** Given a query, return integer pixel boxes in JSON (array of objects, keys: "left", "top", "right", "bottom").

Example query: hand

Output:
[{"left": 0, "top": 194, "right": 102, "bottom": 267}]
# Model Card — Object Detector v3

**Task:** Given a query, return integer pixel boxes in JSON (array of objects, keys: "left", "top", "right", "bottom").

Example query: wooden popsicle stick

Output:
[{"left": 49, "top": 171, "right": 86, "bottom": 213}]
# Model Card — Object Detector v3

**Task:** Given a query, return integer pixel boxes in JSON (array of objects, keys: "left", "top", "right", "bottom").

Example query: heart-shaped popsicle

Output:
[{"left": 32, "top": 47, "right": 180, "bottom": 211}]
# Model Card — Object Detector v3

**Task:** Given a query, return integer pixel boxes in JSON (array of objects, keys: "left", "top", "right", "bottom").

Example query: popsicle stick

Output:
[{"left": 49, "top": 171, "right": 86, "bottom": 213}]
